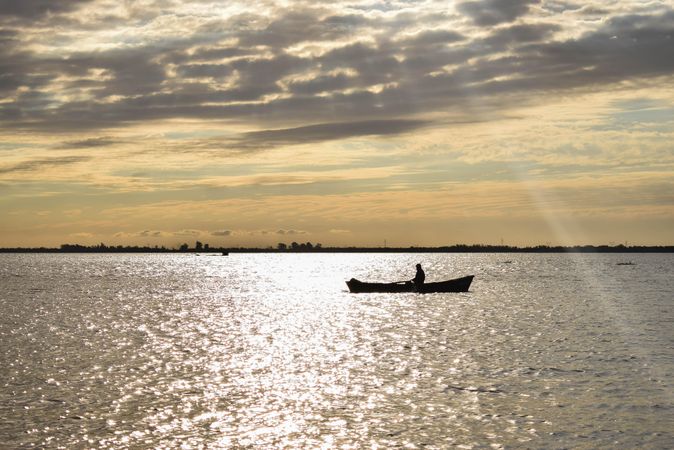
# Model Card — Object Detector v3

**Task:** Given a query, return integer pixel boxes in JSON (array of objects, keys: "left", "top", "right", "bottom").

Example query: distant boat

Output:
[
  {"left": 222, "top": 252, "right": 229, "bottom": 256},
  {"left": 346, "top": 275, "right": 474, "bottom": 293},
  {"left": 616, "top": 262, "right": 635, "bottom": 265}
]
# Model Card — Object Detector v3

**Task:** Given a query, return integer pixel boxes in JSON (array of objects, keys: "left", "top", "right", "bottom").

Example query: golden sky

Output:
[{"left": 1, "top": 0, "right": 673, "bottom": 247}]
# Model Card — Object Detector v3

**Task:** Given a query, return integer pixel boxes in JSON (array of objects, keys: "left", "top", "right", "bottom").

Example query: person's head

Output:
[{"left": 416, "top": 263, "right": 422, "bottom": 269}]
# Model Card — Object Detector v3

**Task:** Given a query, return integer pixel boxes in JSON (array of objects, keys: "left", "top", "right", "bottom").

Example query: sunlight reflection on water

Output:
[{"left": 0, "top": 253, "right": 672, "bottom": 448}]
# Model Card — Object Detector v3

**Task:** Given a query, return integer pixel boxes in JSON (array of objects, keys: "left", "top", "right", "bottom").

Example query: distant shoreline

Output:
[{"left": 1, "top": 245, "right": 673, "bottom": 253}]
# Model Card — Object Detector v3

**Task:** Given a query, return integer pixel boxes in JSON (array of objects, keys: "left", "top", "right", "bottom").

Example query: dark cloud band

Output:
[{"left": 0, "top": 156, "right": 91, "bottom": 174}]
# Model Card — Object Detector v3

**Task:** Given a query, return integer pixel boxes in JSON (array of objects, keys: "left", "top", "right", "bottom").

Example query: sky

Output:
[{"left": 1, "top": 0, "right": 673, "bottom": 248}]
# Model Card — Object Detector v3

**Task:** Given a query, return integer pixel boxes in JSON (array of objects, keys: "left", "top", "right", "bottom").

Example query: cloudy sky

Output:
[{"left": 1, "top": 0, "right": 673, "bottom": 247}]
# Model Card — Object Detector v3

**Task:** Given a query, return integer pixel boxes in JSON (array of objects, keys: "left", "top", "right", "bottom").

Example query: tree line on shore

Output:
[{"left": 0, "top": 242, "right": 672, "bottom": 253}]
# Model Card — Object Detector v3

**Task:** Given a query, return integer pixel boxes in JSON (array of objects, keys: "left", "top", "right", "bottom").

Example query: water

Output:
[{"left": 1, "top": 253, "right": 672, "bottom": 448}]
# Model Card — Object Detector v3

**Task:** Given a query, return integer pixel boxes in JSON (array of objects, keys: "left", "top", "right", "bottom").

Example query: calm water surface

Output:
[{"left": 1, "top": 253, "right": 673, "bottom": 448}]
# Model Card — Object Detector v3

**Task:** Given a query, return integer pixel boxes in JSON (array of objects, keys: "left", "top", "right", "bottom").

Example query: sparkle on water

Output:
[{"left": 1, "top": 253, "right": 672, "bottom": 448}]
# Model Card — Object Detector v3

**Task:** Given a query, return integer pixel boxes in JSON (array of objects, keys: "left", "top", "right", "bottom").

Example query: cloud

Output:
[
  {"left": 114, "top": 230, "right": 168, "bottom": 238},
  {"left": 0, "top": 156, "right": 91, "bottom": 174},
  {"left": 57, "top": 137, "right": 121, "bottom": 149},
  {"left": 210, "top": 229, "right": 306, "bottom": 236},
  {"left": 228, "top": 119, "right": 431, "bottom": 149},
  {"left": 483, "top": 23, "right": 561, "bottom": 46},
  {"left": 173, "top": 229, "right": 202, "bottom": 236},
  {"left": 287, "top": 73, "right": 357, "bottom": 95},
  {"left": 113, "top": 229, "right": 204, "bottom": 239},
  {"left": 237, "top": 9, "right": 353, "bottom": 48},
  {"left": 0, "top": 0, "right": 95, "bottom": 19},
  {"left": 139, "top": 230, "right": 167, "bottom": 238},
  {"left": 486, "top": 11, "right": 674, "bottom": 91},
  {"left": 276, "top": 229, "right": 307, "bottom": 235},
  {"left": 403, "top": 29, "right": 466, "bottom": 46},
  {"left": 457, "top": 0, "right": 541, "bottom": 26}
]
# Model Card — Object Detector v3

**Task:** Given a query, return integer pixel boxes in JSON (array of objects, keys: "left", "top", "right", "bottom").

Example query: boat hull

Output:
[{"left": 346, "top": 275, "right": 474, "bottom": 293}]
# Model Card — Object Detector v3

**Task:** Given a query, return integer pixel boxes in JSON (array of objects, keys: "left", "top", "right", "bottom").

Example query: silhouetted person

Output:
[{"left": 413, "top": 263, "right": 425, "bottom": 287}]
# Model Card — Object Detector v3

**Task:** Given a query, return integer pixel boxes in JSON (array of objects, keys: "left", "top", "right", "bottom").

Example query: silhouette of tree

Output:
[
  {"left": 277, "top": 243, "right": 287, "bottom": 250},
  {"left": 179, "top": 243, "right": 189, "bottom": 251},
  {"left": 195, "top": 241, "right": 203, "bottom": 251}
]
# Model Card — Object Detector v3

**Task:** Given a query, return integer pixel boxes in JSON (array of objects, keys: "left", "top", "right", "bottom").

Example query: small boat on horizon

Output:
[
  {"left": 616, "top": 261, "right": 635, "bottom": 265},
  {"left": 346, "top": 275, "right": 474, "bottom": 293}
]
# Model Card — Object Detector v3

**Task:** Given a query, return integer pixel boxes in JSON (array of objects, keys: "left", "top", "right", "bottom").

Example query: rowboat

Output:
[{"left": 346, "top": 275, "right": 474, "bottom": 293}]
